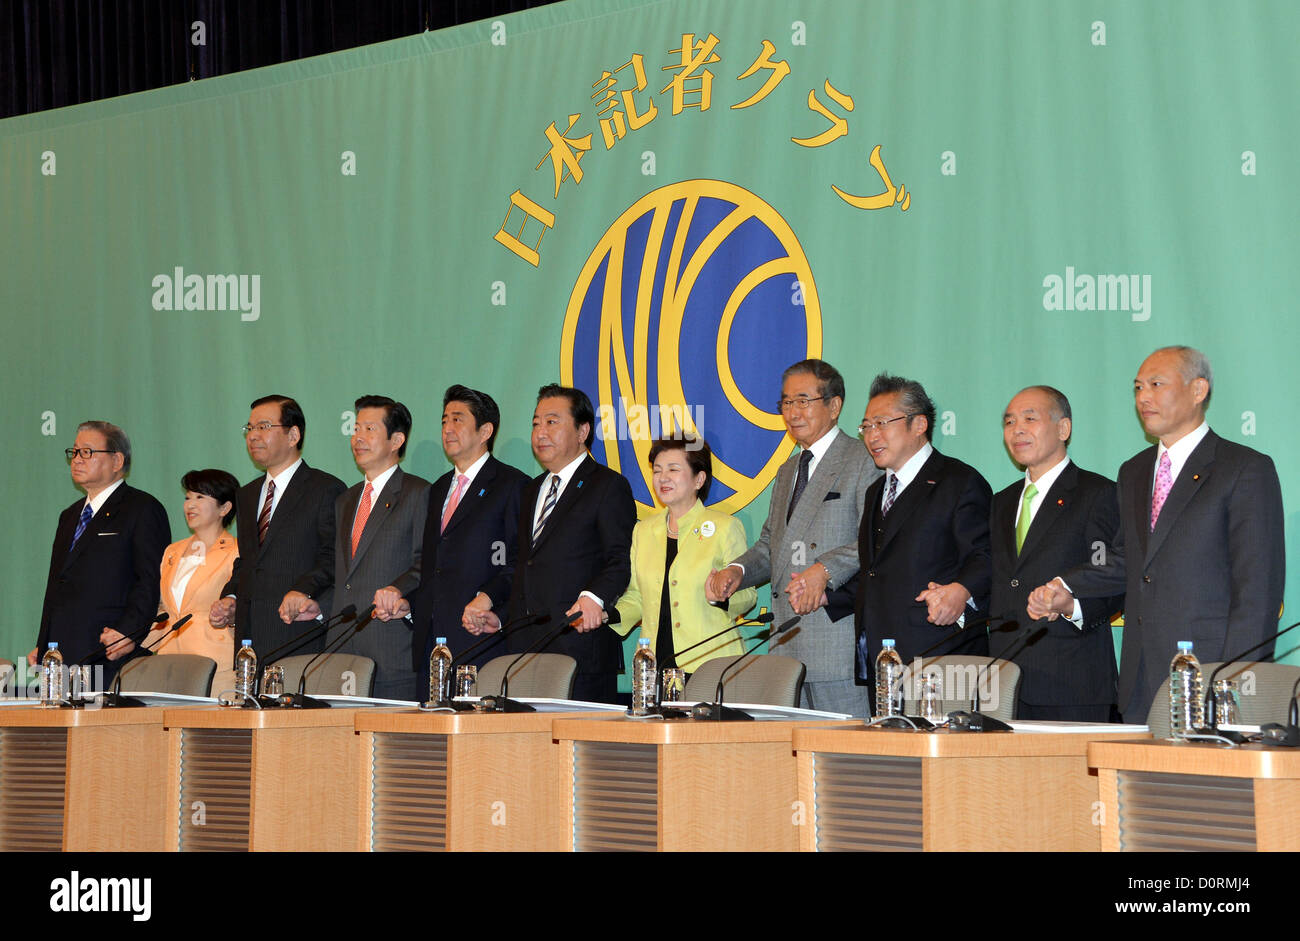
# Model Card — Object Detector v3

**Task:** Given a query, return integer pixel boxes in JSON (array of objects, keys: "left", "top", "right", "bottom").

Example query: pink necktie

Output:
[
  {"left": 1150, "top": 451, "right": 1172, "bottom": 531},
  {"left": 441, "top": 474, "right": 467, "bottom": 533},
  {"left": 351, "top": 482, "right": 374, "bottom": 557}
]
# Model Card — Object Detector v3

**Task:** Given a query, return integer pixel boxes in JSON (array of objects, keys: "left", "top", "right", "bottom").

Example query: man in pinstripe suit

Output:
[{"left": 212, "top": 395, "right": 345, "bottom": 660}]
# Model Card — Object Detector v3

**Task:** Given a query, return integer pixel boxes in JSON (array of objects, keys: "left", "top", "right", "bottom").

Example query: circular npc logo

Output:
[{"left": 562, "top": 179, "right": 821, "bottom": 516}]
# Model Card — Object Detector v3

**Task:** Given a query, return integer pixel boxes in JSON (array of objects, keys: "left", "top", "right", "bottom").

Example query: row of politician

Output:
[{"left": 33, "top": 344, "right": 1285, "bottom": 721}]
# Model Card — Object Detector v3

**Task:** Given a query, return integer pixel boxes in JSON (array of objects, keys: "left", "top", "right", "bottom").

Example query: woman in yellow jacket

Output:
[{"left": 615, "top": 436, "right": 756, "bottom": 672}]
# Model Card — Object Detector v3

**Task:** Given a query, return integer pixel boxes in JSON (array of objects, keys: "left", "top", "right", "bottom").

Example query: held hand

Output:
[
  {"left": 100, "top": 627, "right": 136, "bottom": 661},
  {"left": 463, "top": 605, "right": 501, "bottom": 636},
  {"left": 915, "top": 581, "right": 971, "bottom": 626},
  {"left": 27, "top": 647, "right": 38, "bottom": 667},
  {"left": 373, "top": 586, "right": 409, "bottom": 622},
  {"left": 279, "top": 591, "right": 317, "bottom": 624},
  {"left": 707, "top": 565, "right": 742, "bottom": 603},
  {"left": 566, "top": 595, "right": 605, "bottom": 633},
  {"left": 786, "top": 563, "right": 830, "bottom": 615},
  {"left": 1027, "top": 577, "right": 1074, "bottom": 621},
  {"left": 209, "top": 597, "right": 236, "bottom": 628}
]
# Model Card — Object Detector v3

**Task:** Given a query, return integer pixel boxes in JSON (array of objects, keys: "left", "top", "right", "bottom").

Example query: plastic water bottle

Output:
[
  {"left": 429, "top": 637, "right": 453, "bottom": 702},
  {"left": 39, "top": 643, "right": 65, "bottom": 706},
  {"left": 234, "top": 639, "right": 258, "bottom": 701},
  {"left": 1169, "top": 640, "right": 1203, "bottom": 740},
  {"left": 631, "top": 638, "right": 657, "bottom": 716},
  {"left": 875, "top": 639, "right": 904, "bottom": 718}
]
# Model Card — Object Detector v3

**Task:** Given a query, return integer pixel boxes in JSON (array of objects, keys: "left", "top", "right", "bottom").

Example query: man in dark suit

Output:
[
  {"left": 32, "top": 421, "right": 170, "bottom": 685},
  {"left": 1029, "top": 346, "right": 1286, "bottom": 723},
  {"left": 374, "top": 385, "right": 528, "bottom": 697},
  {"left": 990, "top": 386, "right": 1122, "bottom": 722},
  {"left": 708, "top": 359, "right": 880, "bottom": 716},
  {"left": 467, "top": 384, "right": 635, "bottom": 703},
  {"left": 843, "top": 374, "right": 992, "bottom": 702},
  {"left": 293, "top": 396, "right": 429, "bottom": 701},
  {"left": 211, "top": 395, "right": 345, "bottom": 660}
]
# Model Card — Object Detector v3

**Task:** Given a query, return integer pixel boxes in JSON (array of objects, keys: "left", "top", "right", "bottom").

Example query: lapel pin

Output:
[
  {"left": 478, "top": 488, "right": 486, "bottom": 497},
  {"left": 1057, "top": 499, "right": 1064, "bottom": 506},
  {"left": 384, "top": 502, "right": 391, "bottom": 509},
  {"left": 1192, "top": 474, "right": 1200, "bottom": 481},
  {"left": 577, "top": 480, "right": 584, "bottom": 489}
]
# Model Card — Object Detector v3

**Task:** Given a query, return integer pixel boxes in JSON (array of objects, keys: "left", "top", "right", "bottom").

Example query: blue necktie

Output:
[{"left": 70, "top": 504, "right": 93, "bottom": 551}]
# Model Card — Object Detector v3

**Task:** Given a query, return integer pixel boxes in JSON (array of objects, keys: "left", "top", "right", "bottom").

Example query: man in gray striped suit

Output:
[{"left": 709, "top": 360, "right": 880, "bottom": 716}]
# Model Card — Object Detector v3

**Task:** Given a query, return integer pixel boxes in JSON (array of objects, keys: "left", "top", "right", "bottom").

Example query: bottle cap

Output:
[
  {"left": 883, "top": 639, "right": 896, "bottom": 647},
  {"left": 48, "top": 642, "right": 58, "bottom": 650},
  {"left": 1177, "top": 640, "right": 1192, "bottom": 650},
  {"left": 638, "top": 638, "right": 650, "bottom": 646},
  {"left": 241, "top": 639, "right": 252, "bottom": 647},
  {"left": 436, "top": 636, "right": 447, "bottom": 645}
]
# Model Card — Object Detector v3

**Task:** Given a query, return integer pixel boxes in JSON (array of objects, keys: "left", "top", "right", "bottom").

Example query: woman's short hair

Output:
[
  {"left": 181, "top": 468, "right": 240, "bottom": 528},
  {"left": 647, "top": 435, "right": 713, "bottom": 502}
]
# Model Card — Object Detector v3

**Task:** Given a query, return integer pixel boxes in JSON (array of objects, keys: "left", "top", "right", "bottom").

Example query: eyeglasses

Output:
[
  {"left": 242, "top": 422, "right": 289, "bottom": 435},
  {"left": 858, "top": 415, "right": 912, "bottom": 435},
  {"left": 777, "top": 396, "right": 828, "bottom": 412},
  {"left": 65, "top": 447, "right": 116, "bottom": 460}
]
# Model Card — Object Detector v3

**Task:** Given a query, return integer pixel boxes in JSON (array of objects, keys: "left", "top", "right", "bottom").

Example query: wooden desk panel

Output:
[
  {"left": 795, "top": 726, "right": 1143, "bottom": 852},
  {"left": 0, "top": 706, "right": 168, "bottom": 852},
  {"left": 164, "top": 706, "right": 360, "bottom": 852},
  {"left": 1089, "top": 739, "right": 1300, "bottom": 852},
  {"left": 554, "top": 718, "right": 853, "bottom": 852},
  {"left": 356, "top": 709, "right": 616, "bottom": 852}
]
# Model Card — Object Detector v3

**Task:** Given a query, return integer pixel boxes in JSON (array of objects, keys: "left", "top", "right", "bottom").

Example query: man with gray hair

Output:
[
  {"left": 708, "top": 359, "right": 880, "bottom": 716},
  {"left": 1029, "top": 346, "right": 1286, "bottom": 722},
  {"left": 32, "top": 421, "right": 170, "bottom": 684}
]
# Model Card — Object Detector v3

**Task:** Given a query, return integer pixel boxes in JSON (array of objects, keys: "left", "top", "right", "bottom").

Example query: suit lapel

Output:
[
  {"left": 1016, "top": 463, "right": 1077, "bottom": 566},
  {"left": 862, "top": 475, "right": 887, "bottom": 565},
  {"left": 991, "top": 486, "right": 1019, "bottom": 571},
  {"left": 1131, "top": 447, "right": 1157, "bottom": 561},
  {"left": 62, "top": 484, "right": 127, "bottom": 573},
  {"left": 441, "top": 458, "right": 498, "bottom": 537},
  {"left": 177, "top": 534, "right": 238, "bottom": 614},
  {"left": 531, "top": 456, "right": 592, "bottom": 552},
  {"left": 875, "top": 451, "right": 943, "bottom": 558},
  {"left": 348, "top": 468, "right": 403, "bottom": 575},
  {"left": 258, "top": 462, "right": 311, "bottom": 557},
  {"left": 1146, "top": 434, "right": 1214, "bottom": 563},
  {"left": 785, "top": 433, "right": 848, "bottom": 535}
]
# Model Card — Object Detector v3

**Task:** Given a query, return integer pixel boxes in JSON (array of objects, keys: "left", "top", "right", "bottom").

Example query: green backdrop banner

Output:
[{"left": 2, "top": 0, "right": 1296, "bottom": 672}]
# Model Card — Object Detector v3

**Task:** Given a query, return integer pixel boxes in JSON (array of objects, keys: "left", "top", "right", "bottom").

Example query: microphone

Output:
[
  {"left": 670, "top": 612, "right": 774, "bottom": 663},
  {"left": 67, "top": 611, "right": 169, "bottom": 668},
  {"left": 692, "top": 616, "right": 801, "bottom": 721},
  {"left": 256, "top": 604, "right": 358, "bottom": 666},
  {"left": 480, "top": 607, "right": 579, "bottom": 713},
  {"left": 276, "top": 604, "right": 377, "bottom": 709},
  {"left": 1202, "top": 619, "right": 1300, "bottom": 735},
  {"left": 99, "top": 614, "right": 194, "bottom": 708},
  {"left": 422, "top": 611, "right": 553, "bottom": 711},
  {"left": 945, "top": 622, "right": 1043, "bottom": 733}
]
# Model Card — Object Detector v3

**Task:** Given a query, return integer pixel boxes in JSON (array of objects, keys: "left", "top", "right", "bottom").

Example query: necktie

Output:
[
  {"left": 257, "top": 478, "right": 276, "bottom": 545},
  {"left": 1150, "top": 451, "right": 1173, "bottom": 531},
  {"left": 881, "top": 474, "right": 899, "bottom": 517},
  {"left": 786, "top": 450, "right": 814, "bottom": 523},
  {"left": 441, "top": 474, "right": 468, "bottom": 533},
  {"left": 351, "top": 482, "right": 374, "bottom": 558},
  {"left": 69, "top": 503, "right": 93, "bottom": 551},
  {"left": 1015, "top": 483, "right": 1038, "bottom": 553},
  {"left": 532, "top": 475, "right": 560, "bottom": 546}
]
